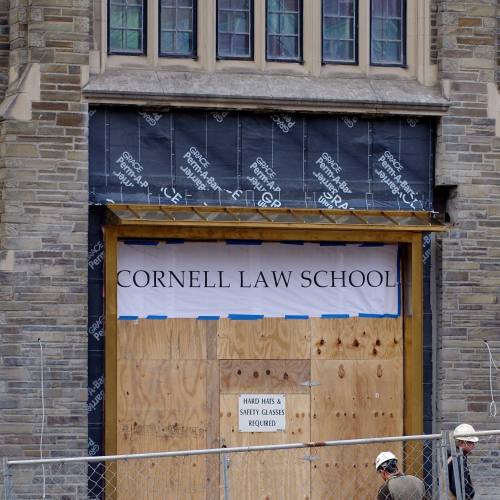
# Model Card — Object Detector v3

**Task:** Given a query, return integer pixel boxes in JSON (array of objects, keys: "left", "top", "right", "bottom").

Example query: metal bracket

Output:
[
  {"left": 302, "top": 455, "right": 320, "bottom": 462},
  {"left": 299, "top": 380, "right": 320, "bottom": 387}
]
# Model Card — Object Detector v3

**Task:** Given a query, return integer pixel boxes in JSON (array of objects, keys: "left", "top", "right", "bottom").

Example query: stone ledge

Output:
[{"left": 84, "top": 70, "right": 449, "bottom": 115}]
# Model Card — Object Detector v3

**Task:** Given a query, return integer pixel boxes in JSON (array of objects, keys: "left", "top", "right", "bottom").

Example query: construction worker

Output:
[
  {"left": 448, "top": 423, "right": 478, "bottom": 499},
  {"left": 375, "top": 451, "right": 427, "bottom": 500}
]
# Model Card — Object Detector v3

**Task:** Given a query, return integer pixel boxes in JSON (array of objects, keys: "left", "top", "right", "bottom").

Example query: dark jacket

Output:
[{"left": 448, "top": 453, "right": 475, "bottom": 499}]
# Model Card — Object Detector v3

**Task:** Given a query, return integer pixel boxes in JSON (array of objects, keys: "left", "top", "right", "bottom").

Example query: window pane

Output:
[
  {"left": 177, "top": 8, "right": 192, "bottom": 30},
  {"left": 110, "top": 6, "right": 124, "bottom": 28},
  {"left": 110, "top": 29, "right": 123, "bottom": 49},
  {"left": 161, "top": 8, "right": 176, "bottom": 30},
  {"left": 179, "top": 0, "right": 193, "bottom": 6},
  {"left": 323, "top": 0, "right": 338, "bottom": 15},
  {"left": 268, "top": 0, "right": 281, "bottom": 10},
  {"left": 126, "top": 30, "right": 140, "bottom": 50},
  {"left": 161, "top": 31, "right": 175, "bottom": 52},
  {"left": 383, "top": 41, "right": 400, "bottom": 61},
  {"left": 387, "top": 0, "right": 402, "bottom": 17},
  {"left": 283, "top": 0, "right": 298, "bottom": 11},
  {"left": 385, "top": 19, "right": 401, "bottom": 40},
  {"left": 127, "top": 7, "right": 141, "bottom": 29},
  {"left": 280, "top": 14, "right": 297, "bottom": 34},
  {"left": 372, "top": 0, "right": 384, "bottom": 11},
  {"left": 268, "top": 13, "right": 280, "bottom": 33},
  {"left": 338, "top": 0, "right": 353, "bottom": 16},
  {"left": 233, "top": 13, "right": 249, "bottom": 33},
  {"left": 176, "top": 32, "right": 192, "bottom": 53},
  {"left": 218, "top": 33, "right": 232, "bottom": 55},
  {"left": 218, "top": 11, "right": 230, "bottom": 32}
]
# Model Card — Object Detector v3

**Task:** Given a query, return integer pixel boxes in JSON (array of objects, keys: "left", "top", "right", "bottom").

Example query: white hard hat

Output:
[
  {"left": 453, "top": 423, "right": 479, "bottom": 443},
  {"left": 375, "top": 451, "right": 397, "bottom": 471}
]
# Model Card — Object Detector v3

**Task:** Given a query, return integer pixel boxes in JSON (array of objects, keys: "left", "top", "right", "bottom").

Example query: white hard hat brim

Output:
[{"left": 455, "top": 435, "right": 479, "bottom": 443}]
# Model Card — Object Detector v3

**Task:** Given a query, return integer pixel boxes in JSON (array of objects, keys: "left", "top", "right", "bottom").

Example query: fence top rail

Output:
[{"left": 6, "top": 433, "right": 445, "bottom": 466}]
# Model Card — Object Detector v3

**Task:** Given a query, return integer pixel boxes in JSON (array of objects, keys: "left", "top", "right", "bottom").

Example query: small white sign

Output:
[{"left": 238, "top": 394, "right": 286, "bottom": 432}]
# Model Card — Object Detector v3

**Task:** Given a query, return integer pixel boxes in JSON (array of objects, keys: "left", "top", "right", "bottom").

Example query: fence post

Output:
[
  {"left": 449, "top": 432, "right": 463, "bottom": 500},
  {"left": 3, "top": 459, "right": 14, "bottom": 500},
  {"left": 221, "top": 453, "right": 230, "bottom": 500},
  {"left": 438, "top": 432, "right": 450, "bottom": 500}
]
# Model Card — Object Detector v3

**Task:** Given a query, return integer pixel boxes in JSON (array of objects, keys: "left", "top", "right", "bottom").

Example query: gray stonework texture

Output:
[
  {"left": 435, "top": 0, "right": 500, "bottom": 498},
  {"left": 0, "top": 0, "right": 89, "bottom": 497}
]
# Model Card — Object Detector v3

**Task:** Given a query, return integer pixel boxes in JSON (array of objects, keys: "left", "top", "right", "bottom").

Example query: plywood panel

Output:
[
  {"left": 310, "top": 356, "right": 403, "bottom": 500},
  {"left": 220, "top": 360, "right": 310, "bottom": 394},
  {"left": 311, "top": 316, "right": 403, "bottom": 360},
  {"left": 217, "top": 318, "right": 310, "bottom": 359},
  {"left": 118, "top": 318, "right": 207, "bottom": 360},
  {"left": 117, "top": 359, "right": 207, "bottom": 452},
  {"left": 220, "top": 393, "right": 310, "bottom": 500}
]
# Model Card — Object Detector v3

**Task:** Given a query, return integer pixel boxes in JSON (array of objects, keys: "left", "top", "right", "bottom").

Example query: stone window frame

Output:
[{"left": 95, "top": 0, "right": 435, "bottom": 86}]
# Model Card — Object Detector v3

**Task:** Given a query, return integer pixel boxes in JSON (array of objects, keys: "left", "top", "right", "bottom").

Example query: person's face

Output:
[
  {"left": 378, "top": 468, "right": 389, "bottom": 481},
  {"left": 458, "top": 440, "right": 476, "bottom": 455}
]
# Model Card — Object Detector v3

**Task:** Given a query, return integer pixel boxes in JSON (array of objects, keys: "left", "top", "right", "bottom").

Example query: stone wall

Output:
[
  {"left": 0, "top": 0, "right": 90, "bottom": 496},
  {"left": 435, "top": 1, "right": 500, "bottom": 497}
]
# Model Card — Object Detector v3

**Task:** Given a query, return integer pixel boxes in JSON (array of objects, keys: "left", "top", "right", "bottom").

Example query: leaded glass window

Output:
[
  {"left": 217, "top": 0, "right": 253, "bottom": 59},
  {"left": 266, "top": 0, "right": 302, "bottom": 62},
  {"left": 371, "top": 0, "right": 405, "bottom": 65},
  {"left": 323, "top": 0, "right": 356, "bottom": 63},
  {"left": 109, "top": 0, "right": 145, "bottom": 54},
  {"left": 160, "top": 0, "right": 196, "bottom": 57}
]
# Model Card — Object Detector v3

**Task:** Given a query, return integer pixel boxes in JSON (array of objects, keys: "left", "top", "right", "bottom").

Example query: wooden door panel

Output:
[
  {"left": 217, "top": 318, "right": 311, "bottom": 359},
  {"left": 311, "top": 316, "right": 403, "bottom": 360},
  {"left": 220, "top": 393, "right": 310, "bottom": 500},
  {"left": 220, "top": 359, "right": 310, "bottom": 394}
]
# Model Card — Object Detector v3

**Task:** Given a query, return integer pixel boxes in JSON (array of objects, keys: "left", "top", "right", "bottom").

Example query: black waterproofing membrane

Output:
[{"left": 89, "top": 108, "right": 435, "bottom": 211}]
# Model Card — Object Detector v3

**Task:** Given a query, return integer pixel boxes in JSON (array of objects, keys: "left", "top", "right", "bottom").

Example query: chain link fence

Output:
[{"left": 3, "top": 430, "right": 499, "bottom": 499}]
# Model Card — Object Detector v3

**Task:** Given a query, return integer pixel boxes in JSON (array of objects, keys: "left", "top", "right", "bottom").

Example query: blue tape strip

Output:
[
  {"left": 146, "top": 315, "right": 167, "bottom": 320},
  {"left": 197, "top": 315, "right": 220, "bottom": 320},
  {"left": 285, "top": 315, "right": 309, "bottom": 319},
  {"left": 319, "top": 242, "right": 347, "bottom": 246},
  {"left": 228, "top": 314, "right": 264, "bottom": 320},
  {"left": 321, "top": 314, "right": 350, "bottom": 319},
  {"left": 280, "top": 241, "right": 304, "bottom": 245},
  {"left": 119, "top": 315, "right": 139, "bottom": 320},
  {"left": 124, "top": 240, "right": 159, "bottom": 246},
  {"left": 359, "top": 243, "right": 385, "bottom": 247},
  {"left": 226, "top": 240, "right": 262, "bottom": 245},
  {"left": 165, "top": 239, "right": 185, "bottom": 244}
]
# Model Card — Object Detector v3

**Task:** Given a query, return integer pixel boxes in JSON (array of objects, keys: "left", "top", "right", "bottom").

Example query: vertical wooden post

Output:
[
  {"left": 404, "top": 235, "right": 424, "bottom": 475},
  {"left": 104, "top": 226, "right": 118, "bottom": 456}
]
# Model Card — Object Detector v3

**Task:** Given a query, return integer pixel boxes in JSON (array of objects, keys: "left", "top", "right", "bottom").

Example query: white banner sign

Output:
[
  {"left": 239, "top": 394, "right": 285, "bottom": 432},
  {"left": 117, "top": 241, "right": 399, "bottom": 318}
]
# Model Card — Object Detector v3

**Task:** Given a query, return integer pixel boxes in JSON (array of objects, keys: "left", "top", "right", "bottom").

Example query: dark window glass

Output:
[
  {"left": 323, "top": 0, "right": 356, "bottom": 63},
  {"left": 160, "top": 0, "right": 196, "bottom": 57},
  {"left": 109, "top": 0, "right": 145, "bottom": 54},
  {"left": 371, "top": 0, "right": 405, "bottom": 65},
  {"left": 266, "top": 0, "right": 302, "bottom": 61},
  {"left": 217, "top": 0, "right": 253, "bottom": 59}
]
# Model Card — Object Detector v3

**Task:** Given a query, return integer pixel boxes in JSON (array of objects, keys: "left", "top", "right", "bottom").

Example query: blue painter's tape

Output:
[
  {"left": 321, "top": 314, "right": 350, "bottom": 319},
  {"left": 319, "top": 242, "right": 347, "bottom": 246},
  {"left": 124, "top": 240, "right": 159, "bottom": 246},
  {"left": 359, "top": 243, "right": 385, "bottom": 247},
  {"left": 146, "top": 315, "right": 167, "bottom": 320},
  {"left": 165, "top": 239, "right": 185, "bottom": 244},
  {"left": 226, "top": 240, "right": 262, "bottom": 245},
  {"left": 285, "top": 315, "right": 309, "bottom": 319},
  {"left": 119, "top": 315, "right": 139, "bottom": 320},
  {"left": 280, "top": 241, "right": 304, "bottom": 245},
  {"left": 197, "top": 315, "right": 220, "bottom": 320},
  {"left": 228, "top": 314, "right": 264, "bottom": 320},
  {"left": 358, "top": 313, "right": 385, "bottom": 318}
]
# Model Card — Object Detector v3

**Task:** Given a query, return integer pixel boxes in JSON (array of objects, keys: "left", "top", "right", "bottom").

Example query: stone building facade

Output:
[{"left": 0, "top": 0, "right": 498, "bottom": 498}]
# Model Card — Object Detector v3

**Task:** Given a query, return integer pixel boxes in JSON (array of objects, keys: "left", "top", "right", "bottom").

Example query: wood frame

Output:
[{"left": 104, "top": 223, "right": 424, "bottom": 459}]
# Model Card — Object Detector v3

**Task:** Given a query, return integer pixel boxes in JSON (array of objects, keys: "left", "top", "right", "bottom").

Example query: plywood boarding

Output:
[
  {"left": 311, "top": 316, "right": 403, "bottom": 360},
  {"left": 217, "top": 318, "right": 311, "bottom": 359},
  {"left": 310, "top": 355, "right": 403, "bottom": 499},
  {"left": 220, "top": 393, "right": 310, "bottom": 499},
  {"left": 220, "top": 359, "right": 310, "bottom": 394},
  {"left": 116, "top": 318, "right": 214, "bottom": 499},
  {"left": 118, "top": 318, "right": 207, "bottom": 360}
]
